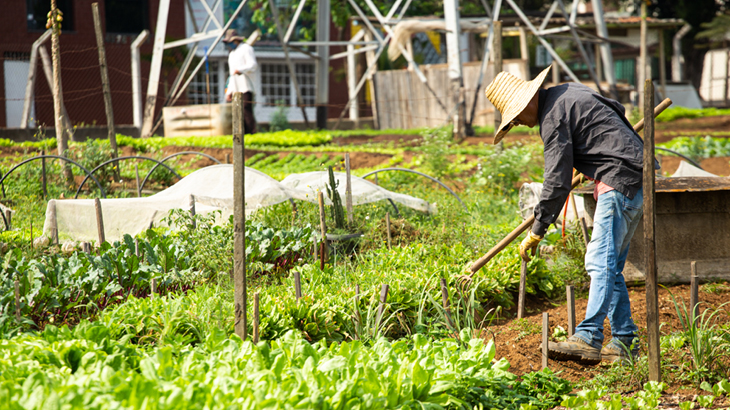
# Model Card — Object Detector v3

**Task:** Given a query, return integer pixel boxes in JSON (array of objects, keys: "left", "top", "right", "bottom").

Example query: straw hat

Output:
[
  {"left": 222, "top": 29, "right": 245, "bottom": 43},
  {"left": 484, "top": 65, "right": 552, "bottom": 144}
]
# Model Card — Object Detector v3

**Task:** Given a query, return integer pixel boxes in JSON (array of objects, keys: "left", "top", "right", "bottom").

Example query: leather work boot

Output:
[
  {"left": 601, "top": 339, "right": 640, "bottom": 364},
  {"left": 547, "top": 336, "right": 601, "bottom": 365}
]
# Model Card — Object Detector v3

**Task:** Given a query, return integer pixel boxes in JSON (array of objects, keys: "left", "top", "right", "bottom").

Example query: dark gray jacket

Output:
[{"left": 532, "top": 83, "right": 647, "bottom": 236}]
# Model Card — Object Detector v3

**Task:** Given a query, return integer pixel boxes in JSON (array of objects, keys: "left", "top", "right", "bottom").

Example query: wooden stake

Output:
[
  {"left": 542, "top": 312, "right": 549, "bottom": 370},
  {"left": 150, "top": 278, "right": 157, "bottom": 298},
  {"left": 94, "top": 198, "right": 105, "bottom": 246},
  {"left": 189, "top": 194, "right": 196, "bottom": 229},
  {"left": 385, "top": 212, "right": 392, "bottom": 250},
  {"left": 91, "top": 2, "right": 117, "bottom": 160},
  {"left": 135, "top": 238, "right": 140, "bottom": 257},
  {"left": 253, "top": 292, "right": 260, "bottom": 344},
  {"left": 294, "top": 270, "right": 302, "bottom": 299},
  {"left": 81, "top": 242, "right": 91, "bottom": 254},
  {"left": 374, "top": 173, "right": 378, "bottom": 186},
  {"left": 225, "top": 153, "right": 230, "bottom": 164},
  {"left": 567, "top": 285, "right": 576, "bottom": 337},
  {"left": 232, "top": 92, "right": 248, "bottom": 340},
  {"left": 517, "top": 259, "right": 527, "bottom": 319},
  {"left": 376, "top": 283, "right": 389, "bottom": 326},
  {"left": 4, "top": 210, "right": 11, "bottom": 230},
  {"left": 14, "top": 279, "right": 20, "bottom": 322},
  {"left": 440, "top": 278, "right": 455, "bottom": 330},
  {"left": 643, "top": 79, "right": 661, "bottom": 382},
  {"left": 50, "top": 0, "right": 72, "bottom": 182},
  {"left": 318, "top": 191, "right": 327, "bottom": 266},
  {"left": 41, "top": 150, "right": 47, "bottom": 198},
  {"left": 48, "top": 200, "right": 58, "bottom": 245},
  {"left": 690, "top": 261, "right": 699, "bottom": 323},
  {"left": 135, "top": 164, "right": 141, "bottom": 197},
  {"left": 580, "top": 217, "right": 590, "bottom": 247},
  {"left": 345, "top": 153, "right": 353, "bottom": 224},
  {"left": 493, "top": 20, "right": 503, "bottom": 142},
  {"left": 30, "top": 221, "right": 33, "bottom": 249}
]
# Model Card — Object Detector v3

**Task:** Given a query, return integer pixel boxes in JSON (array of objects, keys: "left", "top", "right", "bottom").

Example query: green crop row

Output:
[
  {"left": 657, "top": 136, "right": 730, "bottom": 159},
  {"left": 0, "top": 312, "right": 572, "bottom": 410},
  {"left": 656, "top": 106, "right": 730, "bottom": 123}
]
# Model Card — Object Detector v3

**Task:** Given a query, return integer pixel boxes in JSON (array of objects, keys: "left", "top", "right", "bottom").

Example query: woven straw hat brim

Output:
[{"left": 485, "top": 65, "right": 552, "bottom": 145}]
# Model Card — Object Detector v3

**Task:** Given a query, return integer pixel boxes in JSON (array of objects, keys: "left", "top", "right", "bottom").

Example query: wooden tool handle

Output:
[{"left": 467, "top": 98, "right": 672, "bottom": 275}]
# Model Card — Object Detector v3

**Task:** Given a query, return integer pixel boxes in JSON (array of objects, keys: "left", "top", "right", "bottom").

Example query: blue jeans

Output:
[{"left": 573, "top": 188, "right": 643, "bottom": 349}]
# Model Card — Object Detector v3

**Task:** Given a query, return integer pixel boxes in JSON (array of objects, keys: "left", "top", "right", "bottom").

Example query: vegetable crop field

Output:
[{"left": 1, "top": 112, "right": 730, "bottom": 409}]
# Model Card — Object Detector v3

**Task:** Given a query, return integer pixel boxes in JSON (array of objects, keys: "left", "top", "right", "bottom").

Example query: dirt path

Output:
[{"left": 488, "top": 283, "right": 730, "bottom": 399}]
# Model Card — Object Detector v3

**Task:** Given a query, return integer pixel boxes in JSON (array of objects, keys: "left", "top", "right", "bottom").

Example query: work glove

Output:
[{"left": 519, "top": 231, "right": 543, "bottom": 262}]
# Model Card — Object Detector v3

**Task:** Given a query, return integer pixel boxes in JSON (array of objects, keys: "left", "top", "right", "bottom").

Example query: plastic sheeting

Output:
[
  {"left": 43, "top": 165, "right": 435, "bottom": 242},
  {"left": 280, "top": 171, "right": 437, "bottom": 214},
  {"left": 671, "top": 160, "right": 718, "bottom": 178}
]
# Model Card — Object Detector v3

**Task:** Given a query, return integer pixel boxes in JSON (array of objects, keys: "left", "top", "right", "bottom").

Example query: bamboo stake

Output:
[
  {"left": 253, "top": 292, "right": 260, "bottom": 344},
  {"left": 385, "top": 212, "right": 392, "bottom": 250},
  {"left": 345, "top": 153, "right": 353, "bottom": 224},
  {"left": 5, "top": 210, "right": 11, "bottom": 230},
  {"left": 232, "top": 92, "right": 247, "bottom": 340},
  {"left": 50, "top": 0, "right": 72, "bottom": 183},
  {"left": 643, "top": 80, "right": 661, "bottom": 382},
  {"left": 14, "top": 279, "right": 21, "bottom": 322},
  {"left": 81, "top": 242, "right": 91, "bottom": 254},
  {"left": 542, "top": 312, "right": 549, "bottom": 370},
  {"left": 41, "top": 150, "right": 47, "bottom": 198},
  {"left": 135, "top": 164, "right": 141, "bottom": 197},
  {"left": 567, "top": 285, "right": 576, "bottom": 337},
  {"left": 91, "top": 2, "right": 117, "bottom": 160},
  {"left": 517, "top": 259, "right": 527, "bottom": 319},
  {"left": 318, "top": 191, "right": 327, "bottom": 268},
  {"left": 690, "top": 261, "right": 699, "bottom": 323},
  {"left": 48, "top": 200, "right": 58, "bottom": 245},
  {"left": 189, "top": 194, "right": 196, "bottom": 229},
  {"left": 95, "top": 198, "right": 105, "bottom": 246},
  {"left": 151, "top": 278, "right": 157, "bottom": 298},
  {"left": 294, "top": 270, "right": 302, "bottom": 299}
]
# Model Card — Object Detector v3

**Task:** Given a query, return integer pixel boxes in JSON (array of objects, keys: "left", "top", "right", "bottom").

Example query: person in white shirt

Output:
[{"left": 223, "top": 29, "right": 257, "bottom": 134}]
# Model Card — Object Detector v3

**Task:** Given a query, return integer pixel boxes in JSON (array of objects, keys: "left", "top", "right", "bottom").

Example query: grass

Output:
[{"left": 656, "top": 106, "right": 730, "bottom": 123}]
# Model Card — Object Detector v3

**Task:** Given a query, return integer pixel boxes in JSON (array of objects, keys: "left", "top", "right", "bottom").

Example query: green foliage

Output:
[
  {"left": 326, "top": 166, "right": 346, "bottom": 229},
  {"left": 72, "top": 139, "right": 115, "bottom": 191},
  {"left": 268, "top": 100, "right": 291, "bottom": 132},
  {"left": 669, "top": 291, "right": 730, "bottom": 385},
  {"left": 246, "top": 152, "right": 343, "bottom": 180},
  {"left": 0, "top": 324, "right": 570, "bottom": 410},
  {"left": 0, "top": 231, "right": 196, "bottom": 335},
  {"left": 657, "top": 136, "right": 730, "bottom": 160},
  {"left": 696, "top": 13, "right": 730, "bottom": 47},
  {"left": 656, "top": 106, "right": 730, "bottom": 122},
  {"left": 115, "top": 130, "right": 333, "bottom": 152},
  {"left": 413, "top": 128, "right": 456, "bottom": 178},
  {"left": 474, "top": 143, "right": 543, "bottom": 195}
]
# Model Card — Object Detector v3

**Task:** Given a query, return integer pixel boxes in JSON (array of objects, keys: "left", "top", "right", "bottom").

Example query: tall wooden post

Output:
[
  {"left": 517, "top": 259, "right": 527, "bottom": 319},
  {"left": 94, "top": 198, "right": 105, "bottom": 246},
  {"left": 318, "top": 191, "right": 327, "bottom": 267},
  {"left": 638, "top": 2, "right": 647, "bottom": 109},
  {"left": 385, "top": 212, "right": 392, "bottom": 250},
  {"left": 542, "top": 312, "right": 549, "bottom": 369},
  {"left": 49, "top": 0, "right": 72, "bottom": 182},
  {"left": 140, "top": 0, "right": 171, "bottom": 138},
  {"left": 444, "top": 0, "right": 465, "bottom": 140},
  {"left": 493, "top": 20, "right": 502, "bottom": 137},
  {"left": 567, "top": 285, "right": 576, "bottom": 336},
  {"left": 91, "top": 3, "right": 117, "bottom": 159},
  {"left": 14, "top": 280, "right": 21, "bottom": 322},
  {"left": 690, "top": 261, "right": 699, "bottom": 322},
  {"left": 345, "top": 153, "right": 353, "bottom": 224},
  {"left": 233, "top": 92, "right": 248, "bottom": 340},
  {"left": 253, "top": 292, "right": 260, "bottom": 344},
  {"left": 643, "top": 79, "right": 661, "bottom": 382}
]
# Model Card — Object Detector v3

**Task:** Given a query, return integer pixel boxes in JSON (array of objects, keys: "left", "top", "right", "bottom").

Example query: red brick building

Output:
[{"left": 0, "top": 0, "right": 186, "bottom": 129}]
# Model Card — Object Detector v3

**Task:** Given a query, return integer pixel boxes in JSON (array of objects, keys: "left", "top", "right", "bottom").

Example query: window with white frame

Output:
[
  {"left": 261, "top": 63, "right": 290, "bottom": 108},
  {"left": 188, "top": 60, "right": 220, "bottom": 105},
  {"left": 295, "top": 63, "right": 316, "bottom": 106},
  {"left": 260, "top": 62, "right": 316, "bottom": 108}
]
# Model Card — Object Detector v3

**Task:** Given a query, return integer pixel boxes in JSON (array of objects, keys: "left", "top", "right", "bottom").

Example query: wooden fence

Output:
[{"left": 373, "top": 59, "right": 528, "bottom": 130}]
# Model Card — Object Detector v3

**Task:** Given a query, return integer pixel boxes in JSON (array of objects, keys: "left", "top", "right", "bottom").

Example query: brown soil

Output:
[
  {"left": 659, "top": 155, "right": 730, "bottom": 176},
  {"left": 332, "top": 134, "right": 422, "bottom": 146},
  {"left": 656, "top": 116, "right": 730, "bottom": 143},
  {"left": 488, "top": 283, "right": 730, "bottom": 398}
]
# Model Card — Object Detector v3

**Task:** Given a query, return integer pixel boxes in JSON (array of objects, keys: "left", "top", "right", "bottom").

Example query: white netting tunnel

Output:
[{"left": 43, "top": 165, "right": 435, "bottom": 242}]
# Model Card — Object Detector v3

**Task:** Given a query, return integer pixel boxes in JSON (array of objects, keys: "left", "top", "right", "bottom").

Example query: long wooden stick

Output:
[
  {"left": 232, "top": 92, "right": 247, "bottom": 340},
  {"left": 644, "top": 80, "right": 661, "bottom": 382},
  {"left": 467, "top": 98, "right": 672, "bottom": 276}
]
